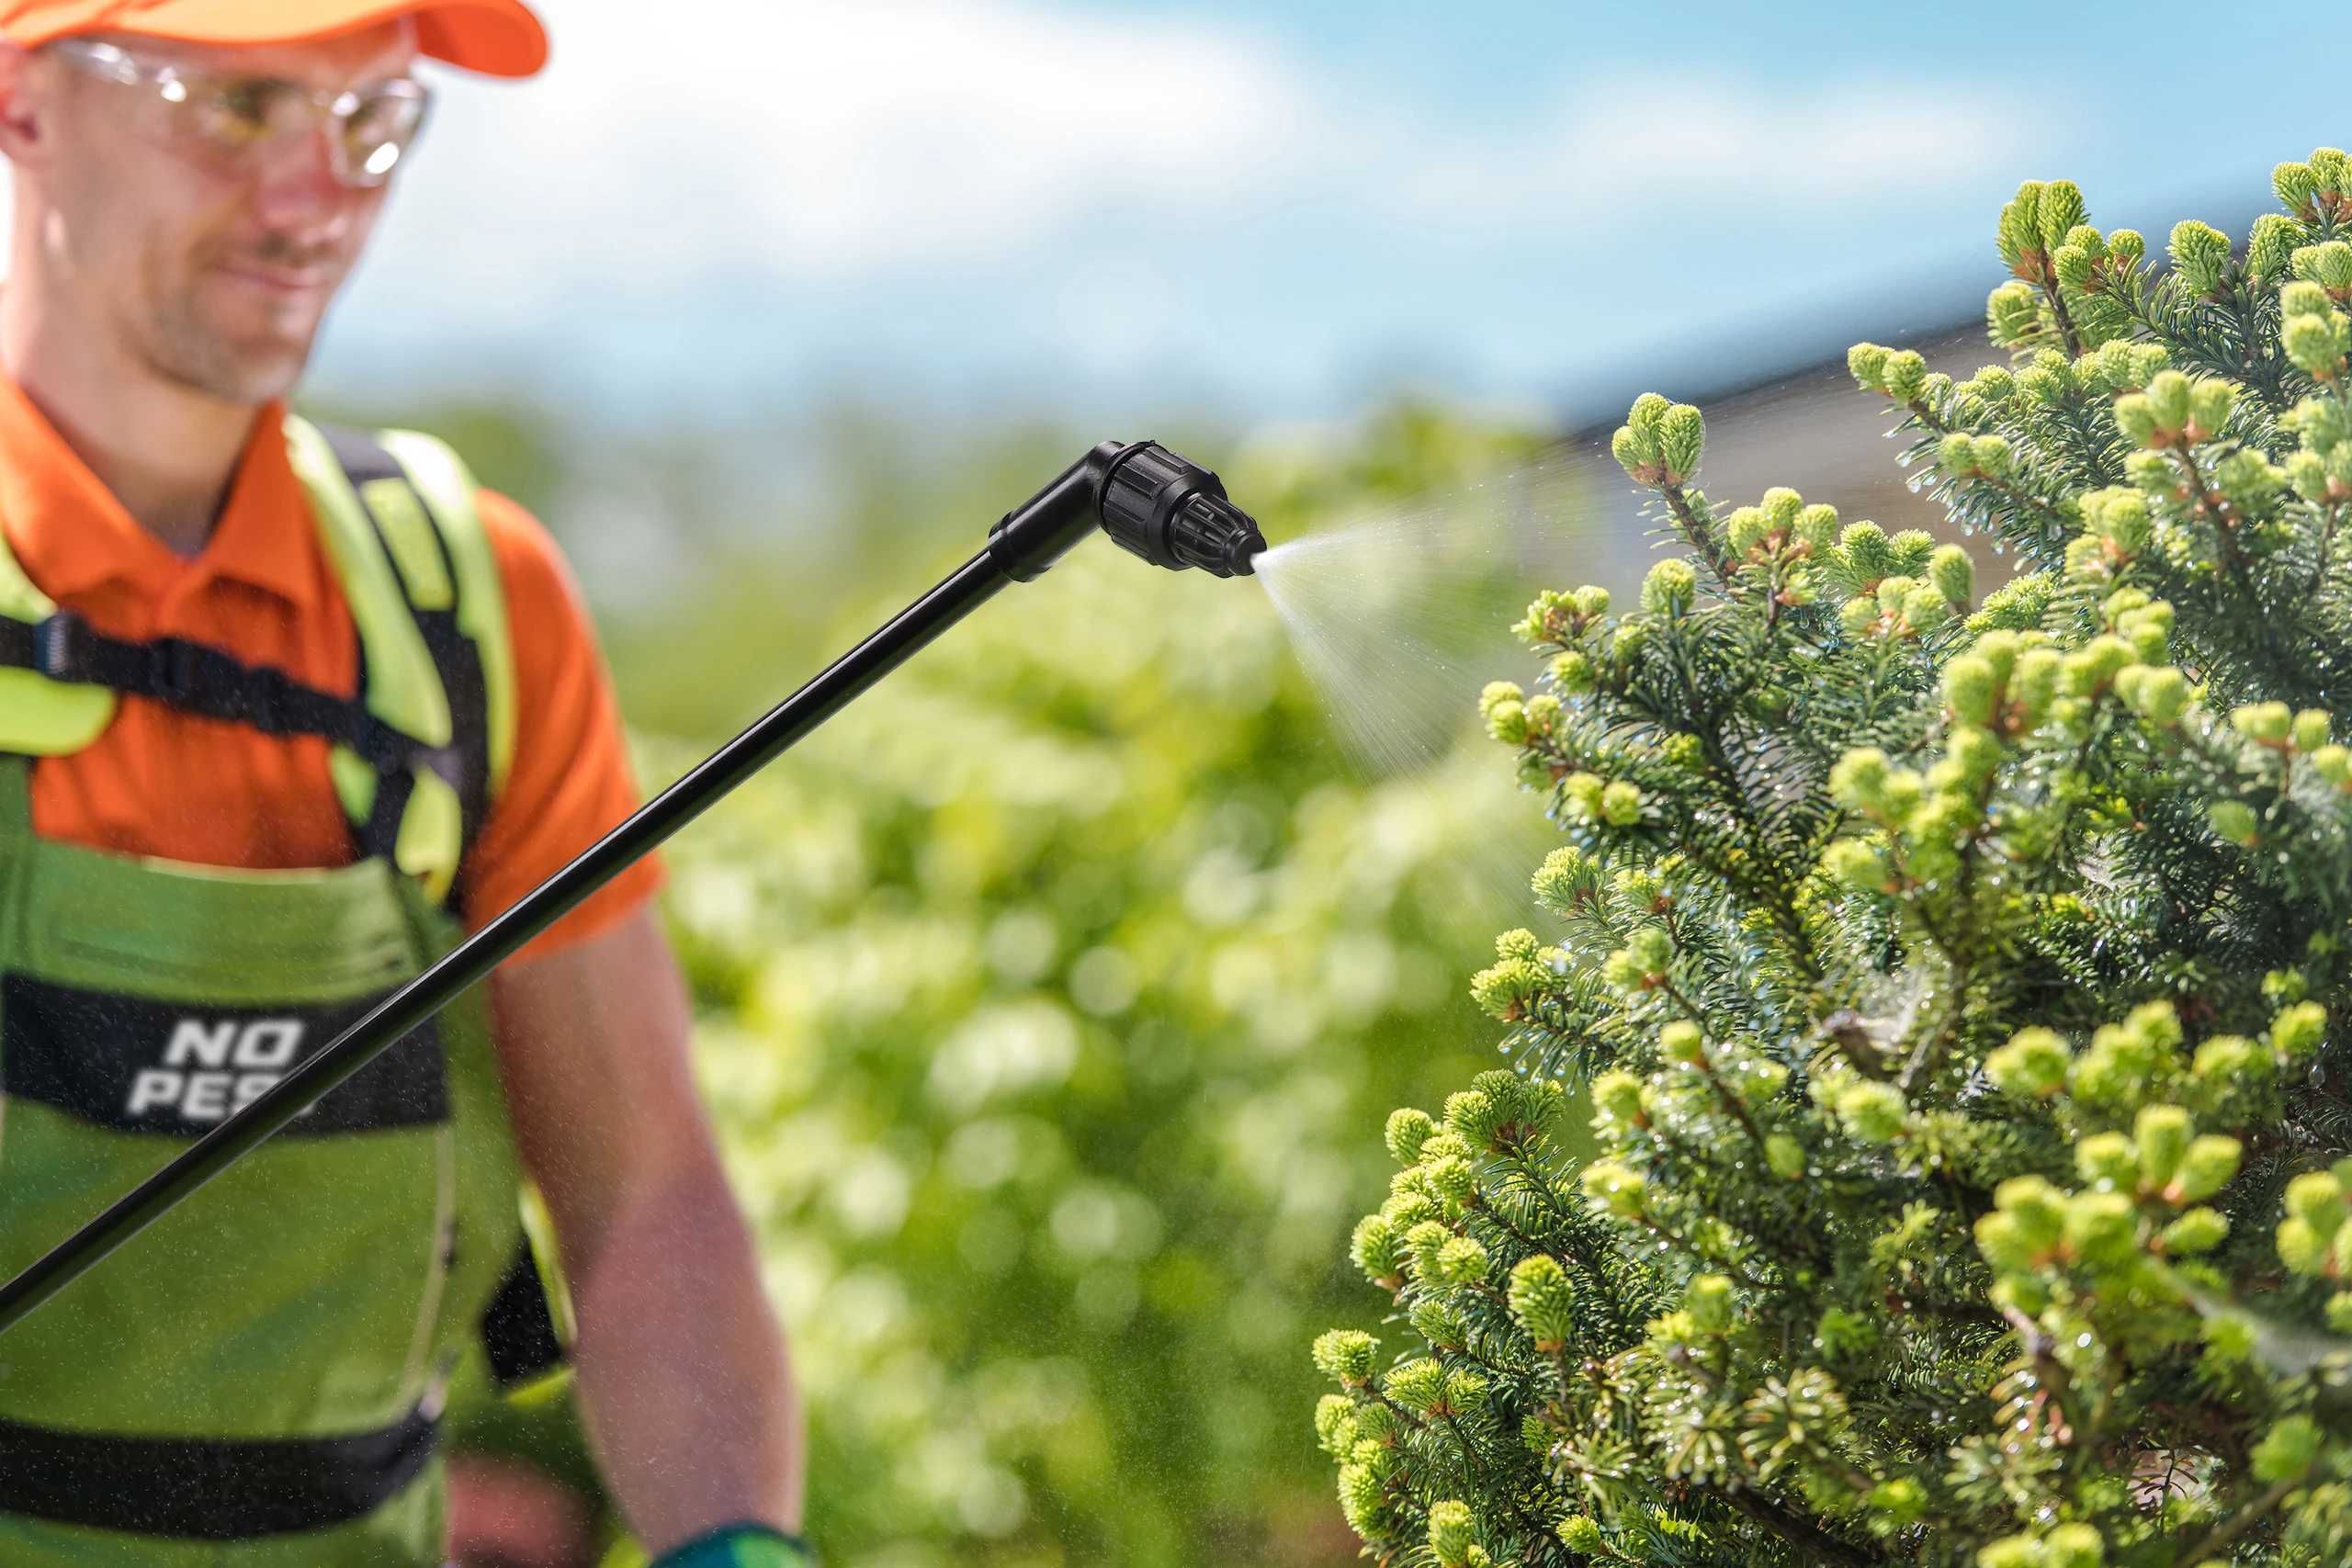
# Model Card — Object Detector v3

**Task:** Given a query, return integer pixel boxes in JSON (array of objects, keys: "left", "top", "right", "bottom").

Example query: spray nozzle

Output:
[{"left": 988, "top": 440, "right": 1267, "bottom": 583}]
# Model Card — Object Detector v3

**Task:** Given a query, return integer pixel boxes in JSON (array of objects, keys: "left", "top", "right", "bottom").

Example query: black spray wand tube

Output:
[{"left": 0, "top": 436, "right": 1267, "bottom": 1339}]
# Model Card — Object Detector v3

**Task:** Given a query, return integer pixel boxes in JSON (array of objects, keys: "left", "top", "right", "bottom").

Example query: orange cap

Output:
[{"left": 0, "top": 0, "right": 548, "bottom": 78}]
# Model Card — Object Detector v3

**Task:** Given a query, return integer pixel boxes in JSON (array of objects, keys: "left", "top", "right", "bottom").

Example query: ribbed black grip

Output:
[{"left": 1099, "top": 443, "right": 1261, "bottom": 576}]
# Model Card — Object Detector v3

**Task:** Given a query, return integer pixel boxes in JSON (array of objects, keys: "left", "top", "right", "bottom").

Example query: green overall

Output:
[{"left": 0, "top": 416, "right": 562, "bottom": 1564}]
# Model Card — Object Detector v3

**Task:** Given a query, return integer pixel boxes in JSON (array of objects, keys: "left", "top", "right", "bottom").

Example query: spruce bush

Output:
[{"left": 1315, "top": 153, "right": 2352, "bottom": 1566}]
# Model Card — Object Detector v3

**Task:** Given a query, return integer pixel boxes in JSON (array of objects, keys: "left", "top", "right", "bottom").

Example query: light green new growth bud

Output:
[
  {"left": 2112, "top": 393, "right": 2160, "bottom": 446},
  {"left": 2052, "top": 243, "right": 2093, "bottom": 291},
  {"left": 2290, "top": 449, "right": 2331, "bottom": 501},
  {"left": 2168, "top": 220, "right": 2233, "bottom": 297},
  {"left": 2175, "top": 1135, "right": 2244, "bottom": 1202},
  {"left": 2299, "top": 241, "right": 2352, "bottom": 290},
  {"left": 2211, "top": 798, "right": 2259, "bottom": 845},
  {"left": 2287, "top": 1170, "right": 2348, "bottom": 1238},
  {"left": 1823, "top": 838, "right": 1894, "bottom": 894},
  {"left": 1509, "top": 1256, "right": 1577, "bottom": 1352},
  {"left": 1627, "top": 391, "right": 1670, "bottom": 435},
  {"left": 2135, "top": 1104, "right": 2193, "bottom": 1190},
  {"left": 1484, "top": 700, "right": 1527, "bottom": 746},
  {"left": 1686, "top": 1274, "right": 1734, "bottom": 1334},
  {"left": 1659, "top": 1019, "right": 1705, "bottom": 1066},
  {"left": 1977, "top": 1539, "right": 2038, "bottom": 1568},
  {"left": 1657, "top": 403, "right": 1704, "bottom": 483},
  {"left": 2313, "top": 147, "right": 2350, "bottom": 192},
  {"left": 1385, "top": 1108, "right": 1438, "bottom": 1166},
  {"left": 1530, "top": 845, "right": 1594, "bottom": 913},
  {"left": 1315, "top": 1393, "right": 1358, "bottom": 1457},
  {"left": 2129, "top": 999, "right": 2184, "bottom": 1053},
  {"left": 1987, "top": 283, "right": 2041, "bottom": 345},
  {"left": 2318, "top": 745, "right": 2352, "bottom": 788},
  {"left": 2274, "top": 1000, "right": 2327, "bottom": 1057},
  {"left": 1402, "top": 1218, "right": 1454, "bottom": 1281},
  {"left": 1560, "top": 1516, "right": 1605, "bottom": 1553},
  {"left": 1335, "top": 1461, "right": 1384, "bottom": 1536},
  {"left": 1608, "top": 424, "right": 1645, "bottom": 479},
  {"left": 2075, "top": 1131, "right": 2136, "bottom": 1190},
  {"left": 2038, "top": 180, "right": 2086, "bottom": 251},
  {"left": 1828, "top": 747, "right": 1893, "bottom": 814},
  {"left": 2161, "top": 1207, "right": 2230, "bottom": 1255},
  {"left": 2066, "top": 1190, "right": 2142, "bottom": 1267},
  {"left": 2001, "top": 182, "right": 2044, "bottom": 260},
  {"left": 2250, "top": 213, "right": 2301, "bottom": 283},
  {"left": 2252, "top": 1416, "right": 2323, "bottom": 1483},
  {"left": 1987, "top": 1027, "right": 2070, "bottom": 1097},
  {"left": 2121, "top": 667, "right": 2190, "bottom": 726},
  {"left": 1427, "top": 1499, "right": 1476, "bottom": 1566},
  {"left": 1936, "top": 431, "right": 1973, "bottom": 474},
  {"left": 2146, "top": 369, "right": 2193, "bottom": 433},
  {"left": 2045, "top": 1522, "right": 2105, "bottom": 1568},
  {"left": 1944, "top": 655, "right": 2000, "bottom": 728},
  {"left": 1883, "top": 350, "right": 1928, "bottom": 402},
  {"left": 1476, "top": 680, "right": 1523, "bottom": 719},
  {"left": 2108, "top": 229, "right": 2147, "bottom": 267},
  {"left": 1765, "top": 1133, "right": 1806, "bottom": 1179},
  {"left": 2278, "top": 160, "right": 2322, "bottom": 212},
  {"left": 1928, "top": 545, "right": 1974, "bottom": 609},
  {"left": 2187, "top": 378, "right": 2237, "bottom": 438},
  {"left": 2283, "top": 278, "right": 2334, "bottom": 318},
  {"left": 1760, "top": 486, "right": 1803, "bottom": 530},
  {"left": 1848, "top": 342, "right": 1892, "bottom": 392},
  {"left": 1836, "top": 1080, "right": 1907, "bottom": 1145},
  {"left": 1382, "top": 1355, "right": 1445, "bottom": 1416},
  {"left": 1641, "top": 558, "right": 1697, "bottom": 615},
  {"left": 1599, "top": 780, "right": 1643, "bottom": 828},
  {"left": 1352, "top": 1213, "right": 1408, "bottom": 1288},
  {"left": 1580, "top": 1159, "right": 1647, "bottom": 1218},
  {"left": 1725, "top": 504, "right": 1772, "bottom": 556},
  {"left": 2295, "top": 709, "right": 2335, "bottom": 752},
  {"left": 1313, "top": 1327, "right": 1379, "bottom": 1386},
  {"left": 1592, "top": 1071, "right": 1646, "bottom": 1135},
  {"left": 1432, "top": 1235, "right": 1489, "bottom": 1289},
  {"left": 2285, "top": 311, "right": 2346, "bottom": 378},
  {"left": 1839, "top": 595, "right": 1881, "bottom": 637}
]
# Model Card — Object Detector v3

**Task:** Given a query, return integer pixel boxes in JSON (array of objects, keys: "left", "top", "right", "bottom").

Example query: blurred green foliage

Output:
[{"left": 434, "top": 403, "right": 1567, "bottom": 1564}]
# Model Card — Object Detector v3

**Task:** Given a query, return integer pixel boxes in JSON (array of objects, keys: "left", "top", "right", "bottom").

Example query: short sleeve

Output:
[{"left": 458, "top": 489, "right": 664, "bottom": 962}]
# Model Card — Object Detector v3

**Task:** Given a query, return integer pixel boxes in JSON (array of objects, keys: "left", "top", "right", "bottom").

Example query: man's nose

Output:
[{"left": 248, "top": 123, "right": 361, "bottom": 225}]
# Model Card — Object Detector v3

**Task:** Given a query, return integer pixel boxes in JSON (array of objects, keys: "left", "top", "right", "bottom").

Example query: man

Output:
[{"left": 0, "top": 2, "right": 805, "bottom": 1564}]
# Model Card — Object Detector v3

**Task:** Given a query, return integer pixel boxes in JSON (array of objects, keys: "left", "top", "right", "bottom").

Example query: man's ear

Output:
[{"left": 0, "top": 43, "right": 54, "bottom": 167}]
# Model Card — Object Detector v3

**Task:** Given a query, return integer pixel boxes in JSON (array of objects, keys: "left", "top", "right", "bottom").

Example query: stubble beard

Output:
[{"left": 138, "top": 283, "right": 318, "bottom": 408}]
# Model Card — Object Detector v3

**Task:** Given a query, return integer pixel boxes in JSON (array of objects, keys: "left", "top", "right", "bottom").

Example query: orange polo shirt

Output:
[{"left": 0, "top": 376, "right": 662, "bottom": 963}]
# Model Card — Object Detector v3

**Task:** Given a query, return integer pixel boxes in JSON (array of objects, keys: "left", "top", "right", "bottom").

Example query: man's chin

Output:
[{"left": 156, "top": 332, "right": 315, "bottom": 408}]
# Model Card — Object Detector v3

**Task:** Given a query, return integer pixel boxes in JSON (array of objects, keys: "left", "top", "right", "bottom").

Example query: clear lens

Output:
[{"left": 48, "top": 40, "right": 432, "bottom": 190}]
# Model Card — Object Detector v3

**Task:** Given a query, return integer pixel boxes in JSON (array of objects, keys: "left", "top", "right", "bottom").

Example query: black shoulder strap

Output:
[{"left": 0, "top": 610, "right": 431, "bottom": 777}]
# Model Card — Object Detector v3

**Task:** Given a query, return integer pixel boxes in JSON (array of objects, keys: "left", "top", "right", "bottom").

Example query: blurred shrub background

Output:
[{"left": 364, "top": 396, "right": 1579, "bottom": 1566}]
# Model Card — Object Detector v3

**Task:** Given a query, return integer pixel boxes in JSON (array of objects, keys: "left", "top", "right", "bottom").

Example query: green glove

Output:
[{"left": 649, "top": 1524, "right": 816, "bottom": 1567}]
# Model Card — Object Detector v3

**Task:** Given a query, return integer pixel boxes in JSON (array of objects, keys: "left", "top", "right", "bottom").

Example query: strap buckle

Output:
[{"left": 33, "top": 612, "right": 88, "bottom": 683}]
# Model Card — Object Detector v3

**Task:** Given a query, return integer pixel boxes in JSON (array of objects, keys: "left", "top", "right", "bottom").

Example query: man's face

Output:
[{"left": 28, "top": 22, "right": 418, "bottom": 405}]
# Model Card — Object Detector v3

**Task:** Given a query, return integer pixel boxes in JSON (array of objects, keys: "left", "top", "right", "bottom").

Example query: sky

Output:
[{"left": 18, "top": 0, "right": 2344, "bottom": 433}]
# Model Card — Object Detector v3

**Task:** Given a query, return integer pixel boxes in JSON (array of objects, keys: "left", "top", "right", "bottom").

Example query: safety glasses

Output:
[{"left": 45, "top": 36, "right": 432, "bottom": 189}]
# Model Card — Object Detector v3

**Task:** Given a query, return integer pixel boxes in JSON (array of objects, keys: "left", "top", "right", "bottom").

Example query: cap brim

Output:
[{"left": 11, "top": 0, "right": 548, "bottom": 78}]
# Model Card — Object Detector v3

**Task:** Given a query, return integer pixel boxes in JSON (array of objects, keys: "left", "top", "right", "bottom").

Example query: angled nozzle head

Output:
[
  {"left": 1098, "top": 441, "right": 1266, "bottom": 577},
  {"left": 987, "top": 439, "right": 1266, "bottom": 582}
]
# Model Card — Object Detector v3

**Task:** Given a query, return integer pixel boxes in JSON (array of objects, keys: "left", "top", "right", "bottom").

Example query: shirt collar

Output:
[{"left": 0, "top": 375, "right": 317, "bottom": 609}]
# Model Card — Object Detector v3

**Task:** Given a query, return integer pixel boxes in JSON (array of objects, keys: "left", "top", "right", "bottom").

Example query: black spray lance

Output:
[{"left": 0, "top": 440, "right": 1267, "bottom": 1337}]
